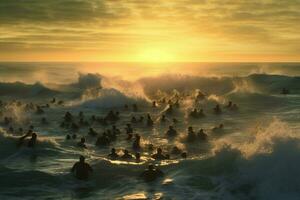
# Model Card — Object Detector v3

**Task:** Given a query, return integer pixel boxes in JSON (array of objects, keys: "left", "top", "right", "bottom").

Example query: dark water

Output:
[{"left": 0, "top": 62, "right": 300, "bottom": 200}]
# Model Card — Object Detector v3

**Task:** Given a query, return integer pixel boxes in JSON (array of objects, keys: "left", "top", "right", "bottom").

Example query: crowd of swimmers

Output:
[{"left": 0, "top": 92, "right": 241, "bottom": 182}]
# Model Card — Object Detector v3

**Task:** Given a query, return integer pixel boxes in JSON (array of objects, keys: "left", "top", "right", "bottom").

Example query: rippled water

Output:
[{"left": 0, "top": 62, "right": 300, "bottom": 200}]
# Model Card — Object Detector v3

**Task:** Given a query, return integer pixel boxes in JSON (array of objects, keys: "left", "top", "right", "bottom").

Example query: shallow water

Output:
[{"left": 0, "top": 62, "right": 300, "bottom": 200}]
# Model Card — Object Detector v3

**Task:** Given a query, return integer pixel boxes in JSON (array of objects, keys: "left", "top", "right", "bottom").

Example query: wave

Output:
[
  {"left": 79, "top": 88, "right": 149, "bottom": 109},
  {"left": 139, "top": 73, "right": 300, "bottom": 97},
  {"left": 0, "top": 81, "right": 59, "bottom": 98}
]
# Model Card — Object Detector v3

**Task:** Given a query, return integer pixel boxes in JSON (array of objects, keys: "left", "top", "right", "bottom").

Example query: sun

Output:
[{"left": 136, "top": 47, "right": 175, "bottom": 62}]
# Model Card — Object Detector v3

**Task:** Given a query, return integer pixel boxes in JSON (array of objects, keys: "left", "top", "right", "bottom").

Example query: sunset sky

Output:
[{"left": 0, "top": 0, "right": 300, "bottom": 62}]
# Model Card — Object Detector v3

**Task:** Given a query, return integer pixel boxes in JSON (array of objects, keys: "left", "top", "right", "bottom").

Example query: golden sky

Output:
[{"left": 0, "top": 0, "right": 300, "bottom": 62}]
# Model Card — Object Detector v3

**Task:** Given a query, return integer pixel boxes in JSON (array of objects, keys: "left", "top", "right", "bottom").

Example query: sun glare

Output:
[{"left": 136, "top": 48, "right": 175, "bottom": 62}]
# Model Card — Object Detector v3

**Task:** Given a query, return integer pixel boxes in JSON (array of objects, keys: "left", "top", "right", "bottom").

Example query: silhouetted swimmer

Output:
[
  {"left": 135, "top": 152, "right": 141, "bottom": 162},
  {"left": 165, "top": 104, "right": 173, "bottom": 115},
  {"left": 173, "top": 118, "right": 178, "bottom": 124},
  {"left": 212, "top": 124, "right": 224, "bottom": 132},
  {"left": 133, "top": 104, "right": 138, "bottom": 112},
  {"left": 166, "top": 126, "right": 177, "bottom": 137},
  {"left": 4, "top": 117, "right": 11, "bottom": 125},
  {"left": 148, "top": 144, "right": 154, "bottom": 151},
  {"left": 72, "top": 134, "right": 77, "bottom": 139},
  {"left": 197, "top": 129, "right": 208, "bottom": 141},
  {"left": 18, "top": 127, "right": 23, "bottom": 134},
  {"left": 213, "top": 104, "right": 222, "bottom": 114},
  {"left": 174, "top": 100, "right": 180, "bottom": 108},
  {"left": 108, "top": 148, "right": 119, "bottom": 160},
  {"left": 152, "top": 101, "right": 157, "bottom": 108},
  {"left": 95, "top": 133, "right": 110, "bottom": 146},
  {"left": 131, "top": 116, "right": 137, "bottom": 123},
  {"left": 27, "top": 133, "right": 37, "bottom": 148},
  {"left": 88, "top": 128, "right": 98, "bottom": 137},
  {"left": 151, "top": 148, "right": 167, "bottom": 160},
  {"left": 124, "top": 104, "right": 129, "bottom": 110},
  {"left": 181, "top": 152, "right": 187, "bottom": 159},
  {"left": 231, "top": 104, "right": 238, "bottom": 111},
  {"left": 8, "top": 126, "right": 14, "bottom": 133},
  {"left": 187, "top": 126, "right": 196, "bottom": 142},
  {"left": 190, "top": 108, "right": 199, "bottom": 118},
  {"left": 77, "top": 137, "right": 87, "bottom": 148},
  {"left": 112, "top": 125, "right": 121, "bottom": 135},
  {"left": 17, "top": 129, "right": 33, "bottom": 147},
  {"left": 79, "top": 111, "right": 84, "bottom": 118},
  {"left": 138, "top": 116, "right": 144, "bottom": 123},
  {"left": 281, "top": 88, "right": 290, "bottom": 95},
  {"left": 41, "top": 117, "right": 48, "bottom": 124},
  {"left": 66, "top": 134, "right": 71, "bottom": 140},
  {"left": 64, "top": 112, "right": 73, "bottom": 122},
  {"left": 50, "top": 98, "right": 56, "bottom": 104},
  {"left": 160, "top": 115, "right": 166, "bottom": 123},
  {"left": 126, "top": 124, "right": 133, "bottom": 134},
  {"left": 147, "top": 114, "right": 153, "bottom": 126},
  {"left": 121, "top": 149, "right": 134, "bottom": 160},
  {"left": 132, "top": 134, "right": 141, "bottom": 150},
  {"left": 196, "top": 91, "right": 206, "bottom": 101},
  {"left": 58, "top": 100, "right": 64, "bottom": 105},
  {"left": 105, "top": 110, "right": 118, "bottom": 121},
  {"left": 171, "top": 146, "right": 182, "bottom": 155},
  {"left": 91, "top": 115, "right": 96, "bottom": 121},
  {"left": 71, "top": 156, "right": 93, "bottom": 180},
  {"left": 226, "top": 101, "right": 233, "bottom": 108},
  {"left": 140, "top": 164, "right": 164, "bottom": 182},
  {"left": 36, "top": 106, "right": 44, "bottom": 114}
]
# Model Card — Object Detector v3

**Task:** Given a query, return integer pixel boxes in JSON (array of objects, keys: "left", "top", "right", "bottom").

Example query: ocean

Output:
[{"left": 0, "top": 62, "right": 300, "bottom": 200}]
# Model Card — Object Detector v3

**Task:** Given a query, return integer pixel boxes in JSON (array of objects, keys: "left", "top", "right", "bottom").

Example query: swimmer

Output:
[
  {"left": 108, "top": 148, "right": 119, "bottom": 160},
  {"left": 166, "top": 126, "right": 177, "bottom": 137},
  {"left": 77, "top": 137, "right": 87, "bottom": 148},
  {"left": 140, "top": 164, "right": 164, "bottom": 182},
  {"left": 151, "top": 148, "right": 167, "bottom": 160},
  {"left": 71, "top": 156, "right": 93, "bottom": 180}
]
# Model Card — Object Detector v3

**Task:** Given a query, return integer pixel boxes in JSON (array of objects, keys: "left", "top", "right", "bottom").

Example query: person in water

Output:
[
  {"left": 138, "top": 116, "right": 144, "bottom": 123},
  {"left": 112, "top": 125, "right": 121, "bottom": 135},
  {"left": 165, "top": 104, "right": 173, "bottom": 115},
  {"left": 126, "top": 124, "right": 133, "bottom": 134},
  {"left": 88, "top": 128, "right": 98, "bottom": 137},
  {"left": 135, "top": 152, "right": 141, "bottom": 162},
  {"left": 95, "top": 133, "right": 110, "bottom": 146},
  {"left": 171, "top": 146, "right": 182, "bottom": 155},
  {"left": 226, "top": 101, "right": 232, "bottom": 108},
  {"left": 27, "top": 133, "right": 37, "bottom": 148},
  {"left": 160, "top": 115, "right": 166, "bottom": 123},
  {"left": 140, "top": 164, "right": 164, "bottom": 182},
  {"left": 18, "top": 129, "right": 33, "bottom": 147},
  {"left": 71, "top": 156, "right": 93, "bottom": 180},
  {"left": 121, "top": 149, "right": 134, "bottom": 160},
  {"left": 64, "top": 111, "right": 73, "bottom": 122},
  {"left": 281, "top": 88, "right": 290, "bottom": 95},
  {"left": 132, "top": 134, "right": 141, "bottom": 150},
  {"left": 166, "top": 126, "right": 177, "bottom": 137},
  {"left": 187, "top": 126, "right": 196, "bottom": 142},
  {"left": 132, "top": 104, "right": 138, "bottom": 112},
  {"left": 197, "top": 129, "right": 207, "bottom": 141},
  {"left": 213, "top": 104, "right": 222, "bottom": 114},
  {"left": 108, "top": 148, "right": 119, "bottom": 160},
  {"left": 212, "top": 124, "right": 224, "bottom": 132},
  {"left": 77, "top": 137, "right": 87, "bottom": 148},
  {"left": 152, "top": 101, "right": 157, "bottom": 108},
  {"left": 151, "top": 148, "right": 167, "bottom": 160},
  {"left": 131, "top": 116, "right": 137, "bottom": 123},
  {"left": 147, "top": 114, "right": 154, "bottom": 126},
  {"left": 231, "top": 104, "right": 238, "bottom": 111},
  {"left": 190, "top": 108, "right": 199, "bottom": 118}
]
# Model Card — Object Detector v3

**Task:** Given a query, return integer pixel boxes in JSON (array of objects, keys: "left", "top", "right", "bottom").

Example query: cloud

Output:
[{"left": 0, "top": 0, "right": 299, "bottom": 61}]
